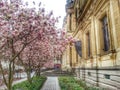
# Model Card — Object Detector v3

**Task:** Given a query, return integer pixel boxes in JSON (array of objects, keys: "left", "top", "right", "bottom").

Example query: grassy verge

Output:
[
  {"left": 59, "top": 76, "right": 84, "bottom": 90},
  {"left": 58, "top": 76, "right": 104, "bottom": 90},
  {"left": 12, "top": 76, "right": 46, "bottom": 90}
]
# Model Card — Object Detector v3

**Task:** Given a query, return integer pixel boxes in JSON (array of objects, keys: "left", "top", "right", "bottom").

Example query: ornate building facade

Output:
[{"left": 62, "top": 0, "right": 120, "bottom": 89}]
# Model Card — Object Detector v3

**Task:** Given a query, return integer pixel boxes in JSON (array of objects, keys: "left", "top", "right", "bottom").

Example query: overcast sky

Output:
[{"left": 23, "top": 0, "right": 66, "bottom": 28}]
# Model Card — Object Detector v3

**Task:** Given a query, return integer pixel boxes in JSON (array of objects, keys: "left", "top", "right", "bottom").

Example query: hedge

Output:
[{"left": 12, "top": 76, "right": 46, "bottom": 90}]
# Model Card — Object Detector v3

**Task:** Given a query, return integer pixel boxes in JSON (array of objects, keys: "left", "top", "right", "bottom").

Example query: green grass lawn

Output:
[
  {"left": 12, "top": 76, "right": 46, "bottom": 90},
  {"left": 58, "top": 76, "right": 104, "bottom": 90},
  {"left": 58, "top": 76, "right": 84, "bottom": 90}
]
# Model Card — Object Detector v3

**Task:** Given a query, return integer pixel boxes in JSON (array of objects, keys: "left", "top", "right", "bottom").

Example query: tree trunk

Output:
[
  {"left": 7, "top": 62, "right": 14, "bottom": 90},
  {"left": 36, "top": 67, "right": 41, "bottom": 76},
  {"left": 18, "top": 56, "right": 33, "bottom": 84},
  {"left": 27, "top": 71, "right": 32, "bottom": 84},
  {"left": 7, "top": 83, "right": 12, "bottom": 90},
  {"left": 0, "top": 62, "right": 8, "bottom": 87}
]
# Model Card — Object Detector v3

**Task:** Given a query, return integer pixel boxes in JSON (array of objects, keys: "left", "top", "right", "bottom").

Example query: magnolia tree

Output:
[
  {"left": 53, "top": 30, "right": 75, "bottom": 57},
  {"left": 19, "top": 40, "right": 55, "bottom": 83},
  {"left": 0, "top": 1, "right": 29, "bottom": 90},
  {"left": 0, "top": 0, "right": 54, "bottom": 89},
  {"left": 0, "top": 0, "right": 74, "bottom": 90}
]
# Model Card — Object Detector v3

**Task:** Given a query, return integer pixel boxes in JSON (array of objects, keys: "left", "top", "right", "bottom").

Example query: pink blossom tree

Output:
[
  {"left": 0, "top": 1, "right": 29, "bottom": 89},
  {"left": 0, "top": 0, "right": 57, "bottom": 89},
  {"left": 19, "top": 40, "right": 55, "bottom": 83},
  {"left": 0, "top": 0, "right": 74, "bottom": 90}
]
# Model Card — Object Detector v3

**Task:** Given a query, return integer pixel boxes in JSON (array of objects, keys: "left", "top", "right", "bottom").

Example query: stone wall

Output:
[
  {"left": 75, "top": 67, "right": 120, "bottom": 90},
  {"left": 63, "top": 0, "right": 120, "bottom": 89}
]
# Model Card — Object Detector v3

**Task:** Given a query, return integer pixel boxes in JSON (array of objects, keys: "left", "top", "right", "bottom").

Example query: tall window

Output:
[
  {"left": 76, "top": 53, "right": 78, "bottom": 62},
  {"left": 75, "top": 8, "right": 77, "bottom": 19},
  {"left": 70, "top": 44, "right": 72, "bottom": 66},
  {"left": 69, "top": 13, "right": 72, "bottom": 31},
  {"left": 86, "top": 32, "right": 90, "bottom": 57},
  {"left": 75, "top": 41, "right": 82, "bottom": 57},
  {"left": 75, "top": 8, "right": 79, "bottom": 26},
  {"left": 101, "top": 16, "right": 110, "bottom": 51}
]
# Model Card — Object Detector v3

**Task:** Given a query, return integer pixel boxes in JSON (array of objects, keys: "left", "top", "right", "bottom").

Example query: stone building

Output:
[{"left": 62, "top": 0, "right": 120, "bottom": 89}]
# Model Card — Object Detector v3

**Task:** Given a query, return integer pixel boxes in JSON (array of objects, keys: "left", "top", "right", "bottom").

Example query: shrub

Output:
[
  {"left": 58, "top": 76, "right": 105, "bottom": 90},
  {"left": 12, "top": 76, "right": 46, "bottom": 90},
  {"left": 59, "top": 76, "right": 84, "bottom": 90}
]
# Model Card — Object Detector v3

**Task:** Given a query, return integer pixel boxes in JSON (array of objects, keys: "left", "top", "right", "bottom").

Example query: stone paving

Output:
[{"left": 41, "top": 77, "right": 61, "bottom": 90}]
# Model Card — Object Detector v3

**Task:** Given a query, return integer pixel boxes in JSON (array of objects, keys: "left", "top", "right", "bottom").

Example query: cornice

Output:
[
  {"left": 72, "top": 0, "right": 109, "bottom": 37},
  {"left": 77, "top": 0, "right": 92, "bottom": 23},
  {"left": 72, "top": 28, "right": 79, "bottom": 37},
  {"left": 93, "top": 0, "right": 109, "bottom": 16}
]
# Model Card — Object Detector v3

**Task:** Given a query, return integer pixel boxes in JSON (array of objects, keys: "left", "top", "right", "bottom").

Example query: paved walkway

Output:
[{"left": 41, "top": 77, "right": 61, "bottom": 90}]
